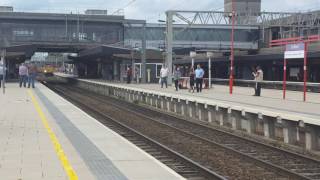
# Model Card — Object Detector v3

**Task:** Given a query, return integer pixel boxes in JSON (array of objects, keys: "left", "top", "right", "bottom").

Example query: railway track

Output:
[
  {"left": 46, "top": 83, "right": 225, "bottom": 180},
  {"left": 47, "top": 83, "right": 320, "bottom": 179}
]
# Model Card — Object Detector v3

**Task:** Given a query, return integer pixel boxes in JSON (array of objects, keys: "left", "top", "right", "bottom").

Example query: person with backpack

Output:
[
  {"left": 189, "top": 66, "right": 195, "bottom": 93},
  {"left": 173, "top": 66, "right": 181, "bottom": 91},
  {"left": 27, "top": 62, "right": 37, "bottom": 88}
]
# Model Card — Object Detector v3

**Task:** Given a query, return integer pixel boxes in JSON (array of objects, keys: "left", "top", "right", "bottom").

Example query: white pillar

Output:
[
  {"left": 161, "top": 98, "right": 164, "bottom": 109},
  {"left": 190, "top": 51, "right": 196, "bottom": 68},
  {"left": 181, "top": 102, "right": 185, "bottom": 116},
  {"left": 306, "top": 132, "right": 312, "bottom": 150},
  {"left": 174, "top": 100, "right": 177, "bottom": 113},
  {"left": 207, "top": 52, "right": 213, "bottom": 89},
  {"left": 113, "top": 60, "right": 118, "bottom": 81},
  {"left": 150, "top": 95, "right": 153, "bottom": 106},
  {"left": 147, "top": 69, "right": 151, "bottom": 83},
  {"left": 167, "top": 99, "right": 170, "bottom": 112},
  {"left": 283, "top": 128, "right": 289, "bottom": 144}
]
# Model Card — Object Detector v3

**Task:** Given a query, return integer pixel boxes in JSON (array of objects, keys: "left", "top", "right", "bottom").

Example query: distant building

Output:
[
  {"left": 224, "top": 0, "right": 261, "bottom": 24},
  {"left": 224, "top": 0, "right": 261, "bottom": 13},
  {"left": 45, "top": 53, "right": 71, "bottom": 64},
  {"left": 85, "top": 9, "right": 108, "bottom": 15},
  {"left": 0, "top": 6, "right": 13, "bottom": 12}
]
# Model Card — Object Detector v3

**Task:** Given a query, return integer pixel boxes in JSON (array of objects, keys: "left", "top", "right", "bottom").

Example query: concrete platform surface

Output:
[
  {"left": 0, "top": 83, "right": 185, "bottom": 180},
  {"left": 82, "top": 79, "right": 320, "bottom": 125}
]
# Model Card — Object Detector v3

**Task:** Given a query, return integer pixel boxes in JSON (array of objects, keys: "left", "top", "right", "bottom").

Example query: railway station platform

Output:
[
  {"left": 82, "top": 79, "right": 320, "bottom": 123},
  {"left": 118, "top": 80, "right": 317, "bottom": 105},
  {"left": 53, "top": 73, "right": 320, "bottom": 152},
  {"left": 0, "top": 83, "right": 185, "bottom": 180}
]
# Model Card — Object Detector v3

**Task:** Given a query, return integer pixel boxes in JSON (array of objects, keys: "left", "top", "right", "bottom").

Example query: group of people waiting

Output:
[
  {"left": 160, "top": 64, "right": 264, "bottom": 97},
  {"left": 18, "top": 62, "right": 37, "bottom": 88},
  {"left": 160, "top": 64, "right": 205, "bottom": 93}
]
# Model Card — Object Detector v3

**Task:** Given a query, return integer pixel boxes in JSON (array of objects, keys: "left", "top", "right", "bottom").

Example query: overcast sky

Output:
[{"left": 1, "top": 0, "right": 320, "bottom": 22}]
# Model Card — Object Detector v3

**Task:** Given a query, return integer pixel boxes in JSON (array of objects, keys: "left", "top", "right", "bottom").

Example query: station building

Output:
[{"left": 0, "top": 2, "right": 320, "bottom": 83}]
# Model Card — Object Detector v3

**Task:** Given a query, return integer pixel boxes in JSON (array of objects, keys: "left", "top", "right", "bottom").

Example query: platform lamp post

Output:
[
  {"left": 207, "top": 52, "right": 214, "bottom": 89},
  {"left": 131, "top": 46, "right": 143, "bottom": 84},
  {"left": 303, "top": 41, "right": 308, "bottom": 102},
  {"left": 229, "top": 0, "right": 236, "bottom": 95},
  {"left": 141, "top": 23, "right": 147, "bottom": 84},
  {"left": 131, "top": 46, "right": 136, "bottom": 83},
  {"left": 165, "top": 11, "right": 174, "bottom": 86},
  {"left": 190, "top": 51, "right": 196, "bottom": 68}
]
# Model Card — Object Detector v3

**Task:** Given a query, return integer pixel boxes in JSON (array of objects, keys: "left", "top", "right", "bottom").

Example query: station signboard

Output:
[{"left": 284, "top": 43, "right": 305, "bottom": 59}]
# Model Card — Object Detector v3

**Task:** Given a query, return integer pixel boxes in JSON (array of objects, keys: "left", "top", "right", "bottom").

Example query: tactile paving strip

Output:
[{"left": 35, "top": 88, "right": 128, "bottom": 180}]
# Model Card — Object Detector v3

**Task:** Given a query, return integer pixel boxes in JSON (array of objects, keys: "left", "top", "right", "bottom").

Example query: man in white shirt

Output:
[
  {"left": 160, "top": 65, "right": 169, "bottom": 88},
  {"left": 195, "top": 64, "right": 205, "bottom": 92},
  {"left": 252, "top": 66, "right": 263, "bottom": 96},
  {"left": 19, "top": 63, "right": 28, "bottom": 88}
]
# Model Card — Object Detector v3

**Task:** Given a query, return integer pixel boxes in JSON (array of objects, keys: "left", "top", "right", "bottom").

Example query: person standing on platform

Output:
[
  {"left": 27, "top": 62, "right": 37, "bottom": 88},
  {"left": 195, "top": 64, "right": 204, "bottom": 93},
  {"left": 19, "top": 63, "right": 28, "bottom": 88},
  {"left": 127, "top": 66, "right": 132, "bottom": 84},
  {"left": 252, "top": 66, "right": 264, "bottom": 96},
  {"left": 189, "top": 66, "right": 195, "bottom": 93},
  {"left": 173, "top": 66, "right": 181, "bottom": 91},
  {"left": 0, "top": 62, "right": 5, "bottom": 88},
  {"left": 160, "top": 65, "right": 169, "bottom": 88}
]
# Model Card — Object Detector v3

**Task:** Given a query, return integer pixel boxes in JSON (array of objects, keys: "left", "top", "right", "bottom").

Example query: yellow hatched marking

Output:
[{"left": 28, "top": 90, "right": 78, "bottom": 180}]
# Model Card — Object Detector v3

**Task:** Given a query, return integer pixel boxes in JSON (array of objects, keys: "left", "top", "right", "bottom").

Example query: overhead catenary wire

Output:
[
  {"left": 112, "top": 0, "right": 137, "bottom": 15},
  {"left": 145, "top": 0, "right": 189, "bottom": 22},
  {"left": 146, "top": 1, "right": 224, "bottom": 23}
]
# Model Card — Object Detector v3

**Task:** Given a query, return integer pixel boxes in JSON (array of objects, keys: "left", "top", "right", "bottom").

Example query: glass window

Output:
[
  {"left": 13, "top": 29, "right": 34, "bottom": 36},
  {"left": 72, "top": 32, "right": 88, "bottom": 41},
  {"left": 156, "top": 64, "right": 162, "bottom": 78},
  {"left": 134, "top": 63, "right": 141, "bottom": 78},
  {"left": 79, "top": 33, "right": 87, "bottom": 41},
  {"left": 92, "top": 33, "right": 96, "bottom": 41}
]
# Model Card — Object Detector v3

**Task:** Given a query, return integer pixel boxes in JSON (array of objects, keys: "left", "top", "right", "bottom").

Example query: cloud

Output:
[
  {"left": 2, "top": 0, "right": 125, "bottom": 13},
  {"left": 0, "top": 0, "right": 224, "bottom": 18},
  {"left": 124, "top": 0, "right": 224, "bottom": 21},
  {"left": 263, "top": 0, "right": 320, "bottom": 12},
  {"left": 2, "top": 0, "right": 50, "bottom": 11}
]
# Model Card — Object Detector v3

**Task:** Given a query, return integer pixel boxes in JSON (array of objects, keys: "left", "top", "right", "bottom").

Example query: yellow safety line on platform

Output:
[{"left": 28, "top": 90, "right": 78, "bottom": 180}]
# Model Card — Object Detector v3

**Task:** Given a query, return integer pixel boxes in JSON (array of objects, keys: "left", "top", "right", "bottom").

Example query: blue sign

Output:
[
  {"left": 285, "top": 43, "right": 305, "bottom": 59},
  {"left": 286, "top": 43, "right": 304, "bottom": 51}
]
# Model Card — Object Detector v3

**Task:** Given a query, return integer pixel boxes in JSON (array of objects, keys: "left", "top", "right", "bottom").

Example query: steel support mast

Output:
[
  {"left": 166, "top": 11, "right": 174, "bottom": 85},
  {"left": 229, "top": 0, "right": 235, "bottom": 94}
]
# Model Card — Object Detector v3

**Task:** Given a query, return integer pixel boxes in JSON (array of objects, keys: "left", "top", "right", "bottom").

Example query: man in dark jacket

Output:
[
  {"left": 28, "top": 62, "right": 37, "bottom": 88},
  {"left": 127, "top": 67, "right": 132, "bottom": 84}
]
